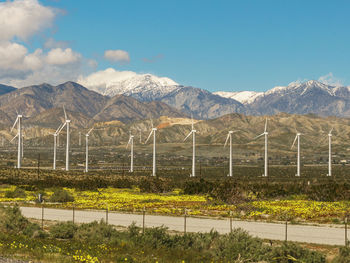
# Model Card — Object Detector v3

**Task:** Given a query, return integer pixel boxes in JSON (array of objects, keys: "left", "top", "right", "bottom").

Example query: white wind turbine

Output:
[
  {"left": 126, "top": 132, "right": 134, "bottom": 172},
  {"left": 10, "top": 114, "right": 23, "bottom": 169},
  {"left": 85, "top": 127, "right": 94, "bottom": 173},
  {"left": 254, "top": 118, "right": 268, "bottom": 177},
  {"left": 184, "top": 117, "right": 196, "bottom": 177},
  {"left": 291, "top": 129, "right": 302, "bottom": 177},
  {"left": 327, "top": 128, "right": 333, "bottom": 177},
  {"left": 63, "top": 106, "right": 71, "bottom": 171},
  {"left": 224, "top": 130, "right": 238, "bottom": 177},
  {"left": 145, "top": 120, "right": 157, "bottom": 176},
  {"left": 53, "top": 123, "right": 65, "bottom": 170}
]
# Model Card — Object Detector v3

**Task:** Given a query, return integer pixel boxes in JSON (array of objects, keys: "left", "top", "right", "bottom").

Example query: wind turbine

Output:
[
  {"left": 11, "top": 114, "right": 23, "bottom": 169},
  {"left": 327, "top": 128, "right": 333, "bottom": 177},
  {"left": 145, "top": 120, "right": 157, "bottom": 176},
  {"left": 126, "top": 132, "right": 134, "bottom": 172},
  {"left": 224, "top": 130, "right": 238, "bottom": 177},
  {"left": 63, "top": 106, "right": 71, "bottom": 171},
  {"left": 291, "top": 129, "right": 302, "bottom": 177},
  {"left": 53, "top": 123, "right": 65, "bottom": 170},
  {"left": 85, "top": 127, "right": 94, "bottom": 173},
  {"left": 184, "top": 117, "right": 196, "bottom": 177},
  {"left": 254, "top": 118, "right": 268, "bottom": 177}
]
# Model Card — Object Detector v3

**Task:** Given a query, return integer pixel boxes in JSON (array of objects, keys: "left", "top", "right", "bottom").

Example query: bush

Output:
[
  {"left": 49, "top": 188, "right": 74, "bottom": 203},
  {"left": 269, "top": 242, "right": 326, "bottom": 263},
  {"left": 0, "top": 205, "right": 45, "bottom": 238},
  {"left": 50, "top": 221, "right": 77, "bottom": 239},
  {"left": 74, "top": 220, "right": 119, "bottom": 244},
  {"left": 5, "top": 187, "right": 26, "bottom": 198},
  {"left": 332, "top": 247, "right": 350, "bottom": 263},
  {"left": 139, "top": 178, "right": 172, "bottom": 193}
]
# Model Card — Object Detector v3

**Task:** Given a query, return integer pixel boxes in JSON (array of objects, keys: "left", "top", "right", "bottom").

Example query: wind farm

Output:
[{"left": 2, "top": 0, "right": 350, "bottom": 261}]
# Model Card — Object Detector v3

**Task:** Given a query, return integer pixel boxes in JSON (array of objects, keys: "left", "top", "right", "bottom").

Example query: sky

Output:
[{"left": 1, "top": 0, "right": 350, "bottom": 92}]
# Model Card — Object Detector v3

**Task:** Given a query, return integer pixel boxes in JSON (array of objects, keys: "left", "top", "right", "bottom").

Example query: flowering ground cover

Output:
[{"left": 1, "top": 185, "right": 350, "bottom": 224}]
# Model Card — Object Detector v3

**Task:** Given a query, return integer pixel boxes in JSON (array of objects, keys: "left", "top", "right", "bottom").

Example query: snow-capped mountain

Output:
[
  {"left": 78, "top": 68, "right": 180, "bottom": 101},
  {"left": 213, "top": 91, "right": 263, "bottom": 104}
]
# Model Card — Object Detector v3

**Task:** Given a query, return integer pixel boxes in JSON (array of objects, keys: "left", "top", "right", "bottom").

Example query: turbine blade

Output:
[
  {"left": 145, "top": 130, "right": 153, "bottom": 144},
  {"left": 10, "top": 116, "right": 19, "bottom": 132},
  {"left": 55, "top": 123, "right": 63, "bottom": 134},
  {"left": 126, "top": 137, "right": 131, "bottom": 149},
  {"left": 150, "top": 118, "right": 153, "bottom": 128},
  {"left": 57, "top": 122, "right": 67, "bottom": 135},
  {"left": 191, "top": 114, "right": 194, "bottom": 130},
  {"left": 329, "top": 127, "right": 334, "bottom": 134},
  {"left": 10, "top": 133, "right": 18, "bottom": 142},
  {"left": 291, "top": 135, "right": 297, "bottom": 149},
  {"left": 264, "top": 118, "right": 268, "bottom": 132},
  {"left": 63, "top": 106, "right": 67, "bottom": 120},
  {"left": 87, "top": 127, "right": 94, "bottom": 135},
  {"left": 183, "top": 131, "right": 192, "bottom": 142},
  {"left": 253, "top": 133, "right": 264, "bottom": 140},
  {"left": 224, "top": 133, "right": 230, "bottom": 148}
]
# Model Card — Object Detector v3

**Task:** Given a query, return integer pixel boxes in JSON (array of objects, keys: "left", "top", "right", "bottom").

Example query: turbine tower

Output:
[
  {"left": 126, "top": 132, "right": 134, "bottom": 172},
  {"left": 85, "top": 127, "right": 94, "bottom": 173},
  {"left": 327, "top": 128, "right": 333, "bottom": 176},
  {"left": 254, "top": 118, "right": 268, "bottom": 177},
  {"left": 184, "top": 117, "right": 196, "bottom": 177},
  {"left": 63, "top": 107, "right": 71, "bottom": 171},
  {"left": 11, "top": 114, "right": 22, "bottom": 169},
  {"left": 53, "top": 123, "right": 65, "bottom": 170},
  {"left": 145, "top": 120, "right": 157, "bottom": 176},
  {"left": 291, "top": 129, "right": 302, "bottom": 177},
  {"left": 224, "top": 130, "right": 238, "bottom": 177}
]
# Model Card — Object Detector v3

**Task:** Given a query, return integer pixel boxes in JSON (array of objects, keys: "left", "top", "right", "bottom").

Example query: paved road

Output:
[{"left": 20, "top": 206, "right": 345, "bottom": 246}]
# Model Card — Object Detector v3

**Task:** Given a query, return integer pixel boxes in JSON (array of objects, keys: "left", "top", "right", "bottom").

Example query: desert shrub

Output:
[
  {"left": 269, "top": 242, "right": 326, "bottom": 263},
  {"left": 4, "top": 187, "right": 26, "bottom": 198},
  {"left": 49, "top": 188, "right": 74, "bottom": 203},
  {"left": 0, "top": 205, "right": 46, "bottom": 238},
  {"left": 139, "top": 178, "right": 172, "bottom": 193},
  {"left": 74, "top": 220, "right": 119, "bottom": 244},
  {"left": 140, "top": 226, "right": 173, "bottom": 248},
  {"left": 50, "top": 221, "right": 77, "bottom": 239},
  {"left": 183, "top": 178, "right": 214, "bottom": 195},
  {"left": 212, "top": 228, "right": 270, "bottom": 261},
  {"left": 332, "top": 247, "right": 350, "bottom": 263}
]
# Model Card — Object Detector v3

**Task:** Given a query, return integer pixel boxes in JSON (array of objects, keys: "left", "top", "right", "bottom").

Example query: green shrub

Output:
[
  {"left": 49, "top": 188, "right": 74, "bottom": 203},
  {"left": 270, "top": 242, "right": 326, "bottom": 263},
  {"left": 0, "top": 205, "right": 45, "bottom": 238},
  {"left": 74, "top": 220, "right": 119, "bottom": 244},
  {"left": 332, "top": 247, "right": 350, "bottom": 263},
  {"left": 4, "top": 187, "right": 26, "bottom": 198},
  {"left": 50, "top": 221, "right": 77, "bottom": 239}
]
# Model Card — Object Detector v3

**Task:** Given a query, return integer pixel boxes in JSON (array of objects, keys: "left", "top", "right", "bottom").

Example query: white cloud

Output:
[
  {"left": 318, "top": 72, "right": 343, "bottom": 87},
  {"left": 46, "top": 48, "right": 81, "bottom": 65},
  {"left": 0, "top": 42, "right": 44, "bottom": 78},
  {"left": 77, "top": 68, "right": 137, "bottom": 90},
  {"left": 104, "top": 49, "right": 130, "bottom": 63},
  {"left": 44, "top": 38, "right": 69, "bottom": 49},
  {"left": 0, "top": 0, "right": 55, "bottom": 41}
]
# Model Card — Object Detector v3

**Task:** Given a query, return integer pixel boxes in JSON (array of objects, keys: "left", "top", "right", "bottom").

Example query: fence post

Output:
[
  {"left": 41, "top": 205, "right": 44, "bottom": 230},
  {"left": 230, "top": 211, "right": 233, "bottom": 233},
  {"left": 285, "top": 219, "right": 288, "bottom": 242},
  {"left": 345, "top": 215, "right": 348, "bottom": 247},
  {"left": 142, "top": 206, "right": 146, "bottom": 234},
  {"left": 184, "top": 209, "right": 187, "bottom": 234},
  {"left": 72, "top": 205, "right": 75, "bottom": 224}
]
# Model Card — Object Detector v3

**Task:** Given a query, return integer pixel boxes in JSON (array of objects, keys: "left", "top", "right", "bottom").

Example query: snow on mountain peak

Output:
[
  {"left": 213, "top": 91, "right": 263, "bottom": 104},
  {"left": 78, "top": 68, "right": 179, "bottom": 99}
]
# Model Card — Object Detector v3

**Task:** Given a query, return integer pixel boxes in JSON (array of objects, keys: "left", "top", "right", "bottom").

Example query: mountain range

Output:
[{"left": 2, "top": 75, "right": 350, "bottom": 128}]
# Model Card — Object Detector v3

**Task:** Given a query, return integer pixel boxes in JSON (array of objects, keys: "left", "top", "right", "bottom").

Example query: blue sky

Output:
[{"left": 2, "top": 0, "right": 350, "bottom": 92}]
